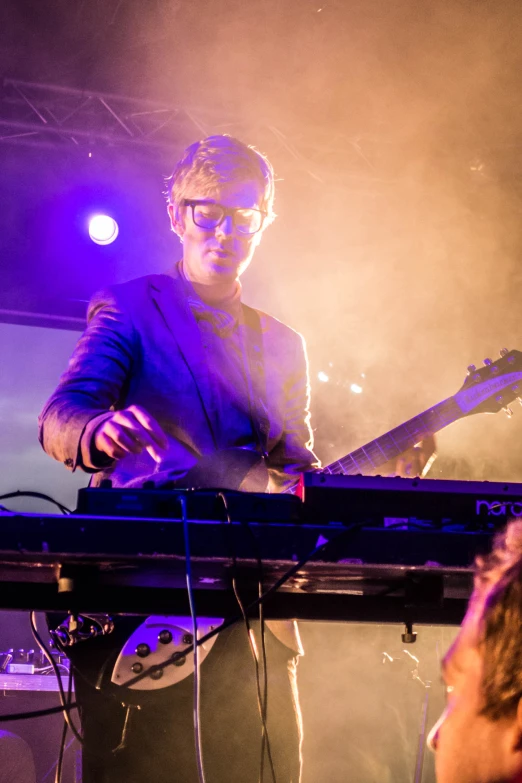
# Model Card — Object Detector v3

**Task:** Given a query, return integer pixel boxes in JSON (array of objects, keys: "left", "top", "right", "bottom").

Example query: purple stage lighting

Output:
[{"left": 88, "top": 214, "right": 119, "bottom": 245}]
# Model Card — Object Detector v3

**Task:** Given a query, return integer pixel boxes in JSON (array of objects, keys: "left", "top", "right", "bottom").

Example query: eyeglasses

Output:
[{"left": 182, "top": 199, "right": 266, "bottom": 235}]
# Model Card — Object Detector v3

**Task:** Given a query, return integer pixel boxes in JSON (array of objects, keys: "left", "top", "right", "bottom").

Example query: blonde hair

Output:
[
  {"left": 166, "top": 134, "right": 276, "bottom": 224},
  {"left": 473, "top": 520, "right": 522, "bottom": 719}
]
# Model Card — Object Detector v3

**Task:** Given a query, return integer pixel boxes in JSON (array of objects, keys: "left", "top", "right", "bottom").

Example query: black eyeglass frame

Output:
[{"left": 181, "top": 199, "right": 267, "bottom": 235}]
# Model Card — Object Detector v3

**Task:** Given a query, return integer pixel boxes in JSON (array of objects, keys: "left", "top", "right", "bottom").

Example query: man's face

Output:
[
  {"left": 429, "top": 598, "right": 522, "bottom": 783},
  {"left": 168, "top": 179, "right": 265, "bottom": 286}
]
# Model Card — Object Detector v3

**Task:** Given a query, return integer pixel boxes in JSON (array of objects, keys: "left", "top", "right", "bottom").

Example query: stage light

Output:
[
  {"left": 350, "top": 383, "right": 363, "bottom": 394},
  {"left": 318, "top": 371, "right": 329, "bottom": 382},
  {"left": 88, "top": 214, "right": 119, "bottom": 245}
]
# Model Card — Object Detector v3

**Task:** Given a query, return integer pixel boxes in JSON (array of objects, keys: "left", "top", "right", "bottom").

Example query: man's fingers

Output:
[
  {"left": 110, "top": 410, "right": 167, "bottom": 453},
  {"left": 94, "top": 408, "right": 168, "bottom": 463},
  {"left": 102, "top": 421, "right": 144, "bottom": 455},
  {"left": 143, "top": 444, "right": 164, "bottom": 464},
  {"left": 95, "top": 431, "right": 128, "bottom": 461},
  {"left": 109, "top": 420, "right": 166, "bottom": 464},
  {"left": 393, "top": 437, "right": 437, "bottom": 478},
  {"left": 126, "top": 405, "right": 169, "bottom": 450}
]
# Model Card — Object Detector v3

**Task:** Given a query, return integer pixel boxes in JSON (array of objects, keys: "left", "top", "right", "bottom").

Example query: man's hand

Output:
[
  {"left": 393, "top": 434, "right": 437, "bottom": 478},
  {"left": 93, "top": 405, "right": 168, "bottom": 463}
]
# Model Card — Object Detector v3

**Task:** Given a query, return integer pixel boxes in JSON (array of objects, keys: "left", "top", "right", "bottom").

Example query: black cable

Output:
[
  {"left": 0, "top": 491, "right": 71, "bottom": 515},
  {"left": 47, "top": 616, "right": 149, "bottom": 763},
  {"left": 218, "top": 494, "right": 276, "bottom": 783},
  {"left": 248, "top": 529, "right": 270, "bottom": 783},
  {"left": 29, "top": 612, "right": 84, "bottom": 745},
  {"left": 40, "top": 615, "right": 135, "bottom": 762},
  {"left": 54, "top": 666, "right": 73, "bottom": 783},
  {"left": 41, "top": 737, "right": 77, "bottom": 783},
  {"left": 253, "top": 518, "right": 464, "bottom": 611},
  {"left": 0, "top": 518, "right": 437, "bottom": 725},
  {"left": 121, "top": 522, "right": 363, "bottom": 689},
  {"left": 217, "top": 492, "right": 276, "bottom": 783},
  {"left": 122, "top": 517, "right": 461, "bottom": 689},
  {"left": 258, "top": 603, "right": 270, "bottom": 783},
  {"left": 241, "top": 524, "right": 364, "bottom": 617},
  {"left": 0, "top": 614, "right": 140, "bottom": 760},
  {"left": 55, "top": 709, "right": 68, "bottom": 783},
  {"left": 180, "top": 495, "right": 207, "bottom": 783},
  {"left": 55, "top": 720, "right": 67, "bottom": 783}
]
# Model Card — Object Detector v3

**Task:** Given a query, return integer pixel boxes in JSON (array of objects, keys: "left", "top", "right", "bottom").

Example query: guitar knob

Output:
[
  {"left": 484, "top": 358, "right": 492, "bottom": 366},
  {"left": 467, "top": 364, "right": 476, "bottom": 374},
  {"left": 500, "top": 348, "right": 510, "bottom": 357}
]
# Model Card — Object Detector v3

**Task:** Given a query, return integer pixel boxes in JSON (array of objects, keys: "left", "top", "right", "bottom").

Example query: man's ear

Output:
[{"left": 167, "top": 204, "right": 184, "bottom": 241}]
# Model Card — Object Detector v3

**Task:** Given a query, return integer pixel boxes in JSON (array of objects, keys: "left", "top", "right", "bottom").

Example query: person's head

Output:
[
  {"left": 166, "top": 134, "right": 276, "bottom": 287},
  {"left": 428, "top": 519, "right": 522, "bottom": 783}
]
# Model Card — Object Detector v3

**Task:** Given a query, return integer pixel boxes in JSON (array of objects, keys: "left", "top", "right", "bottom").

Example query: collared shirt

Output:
[{"left": 180, "top": 267, "right": 262, "bottom": 455}]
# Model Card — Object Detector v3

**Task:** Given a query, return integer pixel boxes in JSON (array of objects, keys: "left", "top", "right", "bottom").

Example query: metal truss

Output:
[
  {"left": 0, "top": 78, "right": 217, "bottom": 152},
  {"left": 0, "top": 78, "right": 387, "bottom": 186}
]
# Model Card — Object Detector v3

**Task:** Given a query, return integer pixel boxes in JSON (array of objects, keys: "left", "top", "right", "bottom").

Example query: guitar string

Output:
[{"left": 330, "top": 397, "right": 459, "bottom": 476}]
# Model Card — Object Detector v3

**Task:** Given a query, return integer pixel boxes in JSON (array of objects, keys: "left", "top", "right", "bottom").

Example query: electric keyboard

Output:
[
  {"left": 1, "top": 474, "right": 514, "bottom": 622},
  {"left": 0, "top": 506, "right": 489, "bottom": 624}
]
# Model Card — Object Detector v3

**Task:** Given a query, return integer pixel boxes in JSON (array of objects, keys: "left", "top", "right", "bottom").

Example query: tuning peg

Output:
[
  {"left": 467, "top": 364, "right": 476, "bottom": 374},
  {"left": 484, "top": 358, "right": 492, "bottom": 366},
  {"left": 500, "top": 348, "right": 510, "bottom": 357},
  {"left": 504, "top": 406, "right": 514, "bottom": 418}
]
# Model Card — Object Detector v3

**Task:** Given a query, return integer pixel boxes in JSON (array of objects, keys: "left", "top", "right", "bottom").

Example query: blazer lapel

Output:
[{"left": 149, "top": 269, "right": 218, "bottom": 447}]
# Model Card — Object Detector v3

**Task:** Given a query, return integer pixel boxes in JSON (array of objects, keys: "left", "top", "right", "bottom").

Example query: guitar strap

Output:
[
  {"left": 235, "top": 311, "right": 304, "bottom": 653},
  {"left": 240, "top": 304, "right": 270, "bottom": 459}
]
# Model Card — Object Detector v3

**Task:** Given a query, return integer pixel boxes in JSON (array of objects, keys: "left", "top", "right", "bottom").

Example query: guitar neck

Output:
[{"left": 324, "top": 396, "right": 463, "bottom": 476}]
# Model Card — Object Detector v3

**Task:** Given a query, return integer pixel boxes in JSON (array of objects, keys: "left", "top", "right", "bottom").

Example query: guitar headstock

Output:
[{"left": 455, "top": 349, "right": 522, "bottom": 416}]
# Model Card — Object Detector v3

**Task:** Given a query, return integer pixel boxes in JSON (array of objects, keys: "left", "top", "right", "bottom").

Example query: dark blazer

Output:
[{"left": 38, "top": 266, "right": 319, "bottom": 491}]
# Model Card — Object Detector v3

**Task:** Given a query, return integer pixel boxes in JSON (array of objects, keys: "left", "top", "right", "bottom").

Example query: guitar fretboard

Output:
[{"left": 324, "top": 396, "right": 462, "bottom": 476}]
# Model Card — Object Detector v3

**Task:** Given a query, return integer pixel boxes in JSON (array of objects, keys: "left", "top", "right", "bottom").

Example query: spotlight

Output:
[
  {"left": 318, "top": 371, "right": 329, "bottom": 383},
  {"left": 89, "top": 215, "right": 119, "bottom": 245},
  {"left": 350, "top": 383, "right": 363, "bottom": 394}
]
